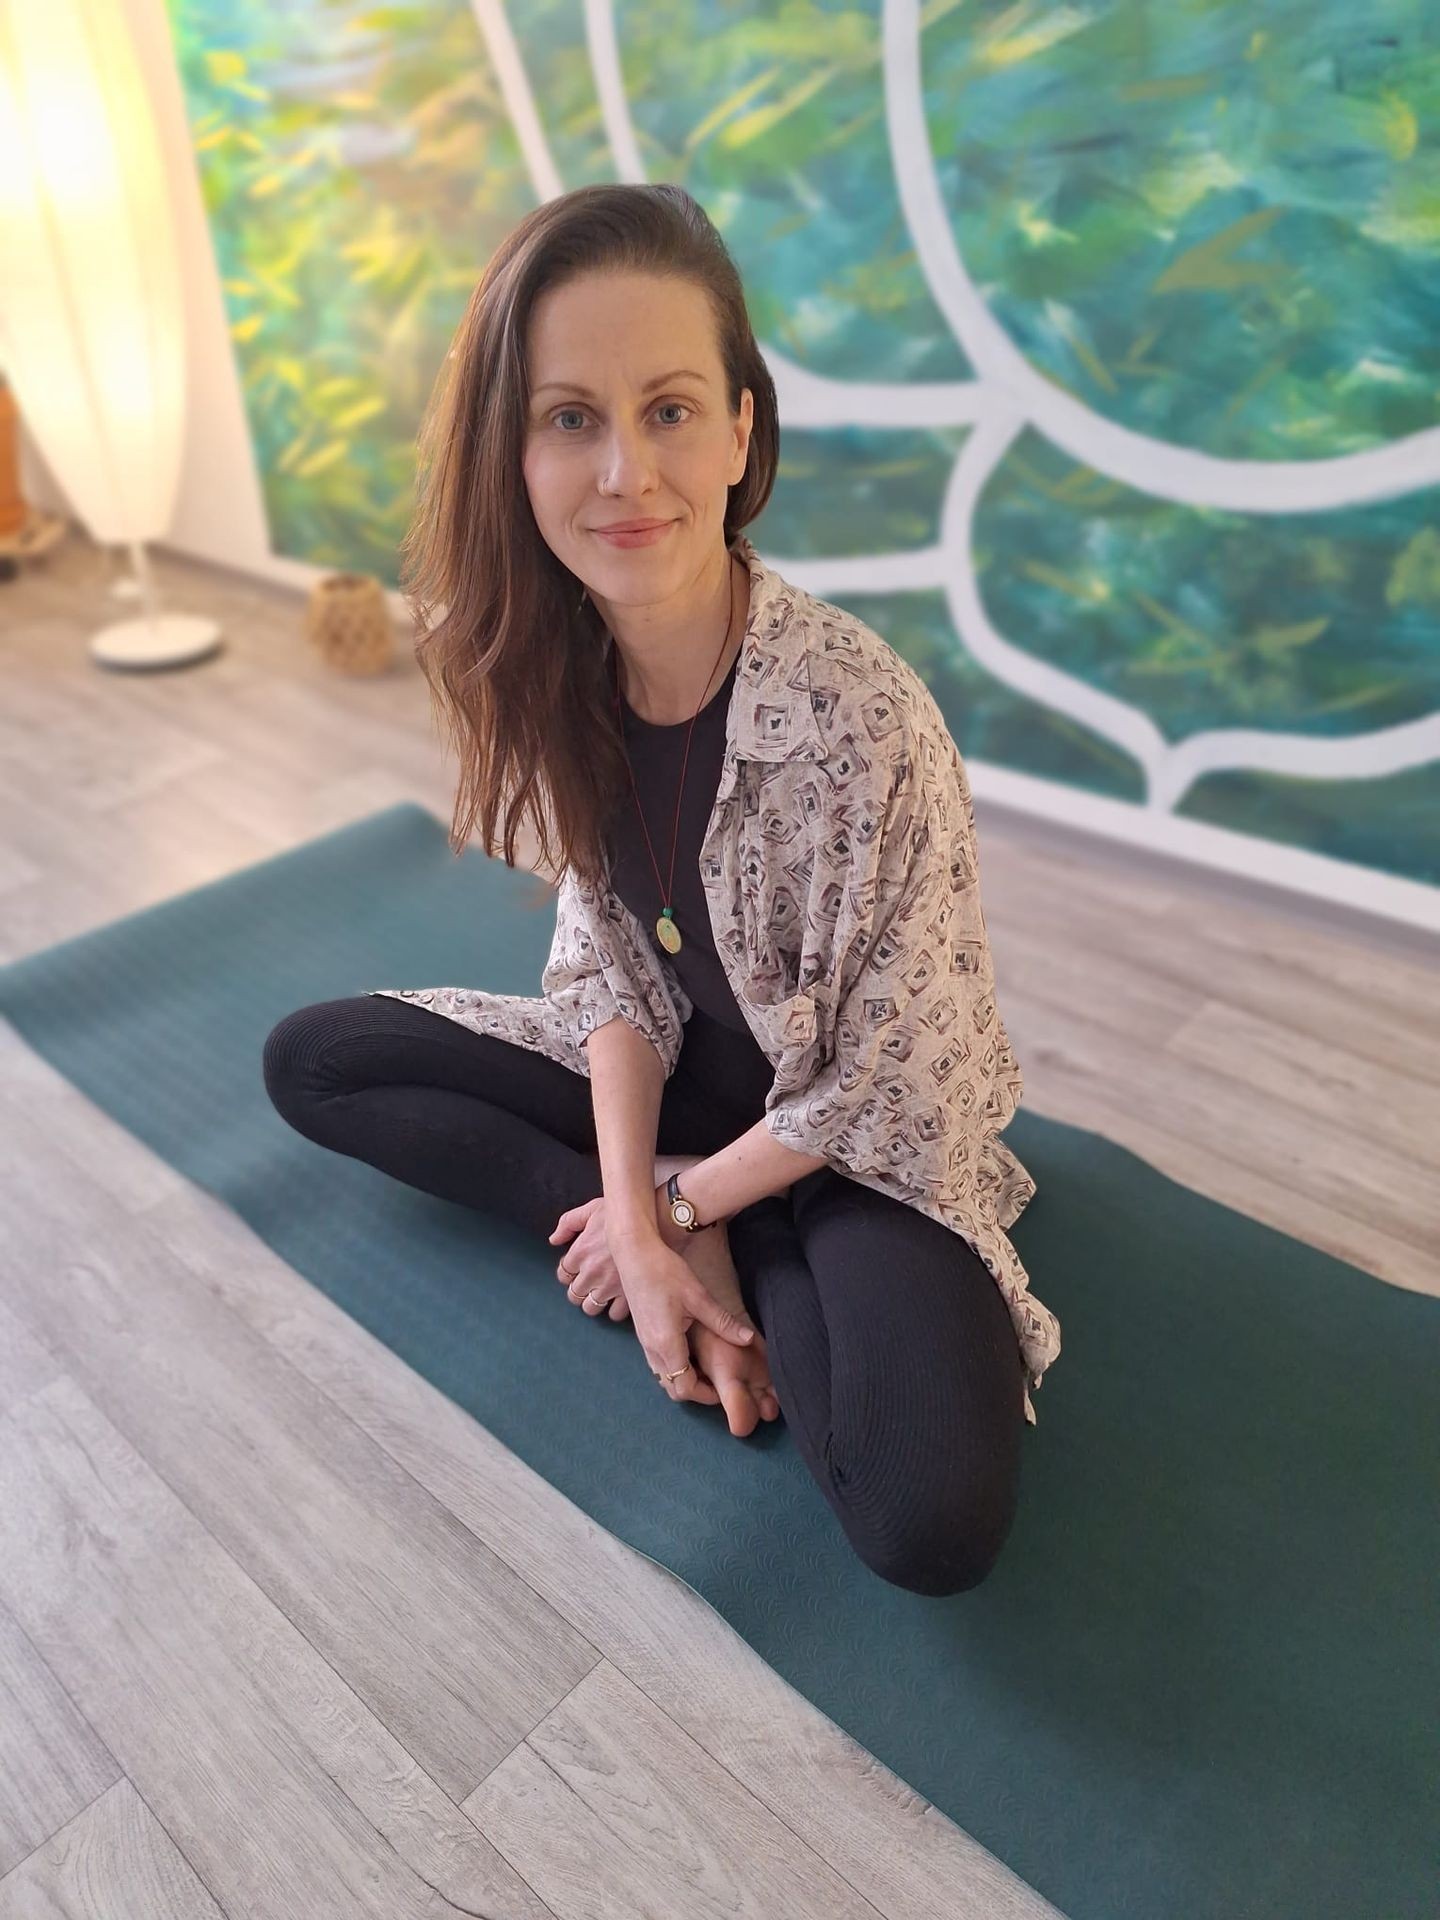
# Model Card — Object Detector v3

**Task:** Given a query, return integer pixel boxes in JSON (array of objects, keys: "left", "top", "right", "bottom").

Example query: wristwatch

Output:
[{"left": 666, "top": 1170, "right": 715, "bottom": 1234}]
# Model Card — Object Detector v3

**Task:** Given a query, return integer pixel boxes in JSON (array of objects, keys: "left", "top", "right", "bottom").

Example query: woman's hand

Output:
[
  {"left": 550, "top": 1188, "right": 778, "bottom": 1433},
  {"left": 548, "top": 1196, "right": 633, "bottom": 1321},
  {"left": 549, "top": 1178, "right": 696, "bottom": 1320},
  {"left": 612, "top": 1235, "right": 760, "bottom": 1410}
]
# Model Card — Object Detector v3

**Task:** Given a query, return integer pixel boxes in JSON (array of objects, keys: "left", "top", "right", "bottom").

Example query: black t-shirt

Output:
[{"left": 601, "top": 644, "right": 758, "bottom": 1040}]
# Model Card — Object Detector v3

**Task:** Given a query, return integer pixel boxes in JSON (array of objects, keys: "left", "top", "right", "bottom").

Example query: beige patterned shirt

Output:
[{"left": 368, "top": 532, "right": 1062, "bottom": 1423}]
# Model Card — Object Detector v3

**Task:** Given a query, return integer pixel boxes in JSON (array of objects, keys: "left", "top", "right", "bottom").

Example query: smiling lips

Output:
[{"left": 591, "top": 519, "right": 676, "bottom": 546}]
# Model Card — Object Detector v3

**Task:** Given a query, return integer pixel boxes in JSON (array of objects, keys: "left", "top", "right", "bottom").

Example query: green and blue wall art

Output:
[{"left": 168, "top": 0, "right": 1440, "bottom": 907}]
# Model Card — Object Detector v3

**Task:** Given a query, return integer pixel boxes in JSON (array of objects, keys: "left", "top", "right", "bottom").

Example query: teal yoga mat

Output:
[{"left": 1, "top": 801, "right": 1433, "bottom": 1920}]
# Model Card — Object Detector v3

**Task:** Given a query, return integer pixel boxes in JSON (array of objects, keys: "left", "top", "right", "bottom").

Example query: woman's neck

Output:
[{"left": 608, "top": 552, "right": 746, "bottom": 725}]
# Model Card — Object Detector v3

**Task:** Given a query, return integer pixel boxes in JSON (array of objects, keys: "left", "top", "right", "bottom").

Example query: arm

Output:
[
  {"left": 654, "top": 1120, "right": 825, "bottom": 1244},
  {"left": 584, "top": 1012, "right": 667, "bottom": 1245},
  {"left": 585, "top": 1014, "right": 826, "bottom": 1250}
]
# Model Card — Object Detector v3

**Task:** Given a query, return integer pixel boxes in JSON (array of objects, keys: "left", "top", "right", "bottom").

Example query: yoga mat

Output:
[{"left": 1, "top": 800, "right": 1433, "bottom": 1920}]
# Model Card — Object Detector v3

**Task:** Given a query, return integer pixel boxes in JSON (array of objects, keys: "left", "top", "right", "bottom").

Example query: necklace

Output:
[{"left": 608, "top": 555, "right": 739, "bottom": 957}]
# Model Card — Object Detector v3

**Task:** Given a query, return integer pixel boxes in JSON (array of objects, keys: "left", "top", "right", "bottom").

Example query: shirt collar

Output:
[
  {"left": 727, "top": 532, "right": 828, "bottom": 764},
  {"left": 597, "top": 532, "right": 828, "bottom": 768}
]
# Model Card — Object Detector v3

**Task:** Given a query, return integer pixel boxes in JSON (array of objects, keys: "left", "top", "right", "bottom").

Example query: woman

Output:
[{"left": 263, "top": 184, "right": 1060, "bottom": 1596}]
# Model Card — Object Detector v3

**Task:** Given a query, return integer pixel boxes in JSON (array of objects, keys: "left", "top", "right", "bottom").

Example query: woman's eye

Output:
[{"left": 549, "top": 403, "right": 691, "bottom": 431}]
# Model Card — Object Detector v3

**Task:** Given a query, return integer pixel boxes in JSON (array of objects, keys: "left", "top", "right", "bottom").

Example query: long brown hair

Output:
[{"left": 399, "top": 183, "right": 780, "bottom": 896}]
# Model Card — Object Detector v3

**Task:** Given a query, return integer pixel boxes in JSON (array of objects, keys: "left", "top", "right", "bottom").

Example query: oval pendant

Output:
[{"left": 656, "top": 913, "right": 682, "bottom": 955}]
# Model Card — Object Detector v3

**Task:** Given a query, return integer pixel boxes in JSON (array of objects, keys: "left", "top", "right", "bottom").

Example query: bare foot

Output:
[{"left": 676, "top": 1213, "right": 749, "bottom": 1319}]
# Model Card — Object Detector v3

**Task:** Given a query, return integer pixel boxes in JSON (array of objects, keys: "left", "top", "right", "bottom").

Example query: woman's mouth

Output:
[{"left": 591, "top": 520, "right": 676, "bottom": 548}]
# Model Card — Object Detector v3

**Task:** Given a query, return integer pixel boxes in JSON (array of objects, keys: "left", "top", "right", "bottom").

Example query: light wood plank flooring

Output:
[{"left": 1, "top": 530, "right": 1435, "bottom": 1919}]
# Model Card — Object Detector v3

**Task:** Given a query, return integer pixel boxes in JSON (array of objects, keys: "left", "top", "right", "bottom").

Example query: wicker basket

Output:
[{"left": 303, "top": 571, "right": 396, "bottom": 676}]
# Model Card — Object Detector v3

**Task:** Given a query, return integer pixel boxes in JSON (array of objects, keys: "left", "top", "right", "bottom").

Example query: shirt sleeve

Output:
[
  {"left": 541, "top": 863, "right": 685, "bottom": 1079},
  {"left": 762, "top": 713, "right": 993, "bottom": 1184},
  {"left": 539, "top": 863, "right": 622, "bottom": 1052}
]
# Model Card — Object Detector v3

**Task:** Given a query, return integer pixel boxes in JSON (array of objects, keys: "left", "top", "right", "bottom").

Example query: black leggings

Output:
[{"left": 261, "top": 994, "right": 1026, "bottom": 1595}]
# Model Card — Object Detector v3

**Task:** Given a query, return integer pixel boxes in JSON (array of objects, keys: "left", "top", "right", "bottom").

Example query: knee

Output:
[
  {"left": 261, "top": 1002, "right": 342, "bottom": 1126},
  {"left": 875, "top": 1538, "right": 1003, "bottom": 1598},
  {"left": 865, "top": 1529, "right": 1007, "bottom": 1599},
  {"left": 858, "top": 1477, "right": 1018, "bottom": 1598}
]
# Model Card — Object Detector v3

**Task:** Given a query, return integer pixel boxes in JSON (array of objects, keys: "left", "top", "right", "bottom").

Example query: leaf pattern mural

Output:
[{"left": 166, "top": 0, "right": 1440, "bottom": 890}]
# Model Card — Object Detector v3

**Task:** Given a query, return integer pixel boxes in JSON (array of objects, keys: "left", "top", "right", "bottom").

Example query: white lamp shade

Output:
[{"left": 0, "top": 0, "right": 187, "bottom": 546}]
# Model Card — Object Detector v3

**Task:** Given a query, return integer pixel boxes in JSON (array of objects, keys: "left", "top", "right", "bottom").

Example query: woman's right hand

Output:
[{"left": 616, "top": 1235, "right": 760, "bottom": 1408}]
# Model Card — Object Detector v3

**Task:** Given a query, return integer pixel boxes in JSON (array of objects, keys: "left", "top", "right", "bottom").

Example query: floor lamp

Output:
[{"left": 0, "top": 0, "right": 221, "bottom": 668}]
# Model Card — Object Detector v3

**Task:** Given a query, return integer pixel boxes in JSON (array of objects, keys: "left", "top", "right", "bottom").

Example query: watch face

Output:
[{"left": 673, "top": 1199, "right": 694, "bottom": 1225}]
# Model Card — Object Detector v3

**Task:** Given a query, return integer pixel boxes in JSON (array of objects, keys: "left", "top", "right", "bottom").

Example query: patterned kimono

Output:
[{"left": 368, "top": 533, "right": 1062, "bottom": 1424}]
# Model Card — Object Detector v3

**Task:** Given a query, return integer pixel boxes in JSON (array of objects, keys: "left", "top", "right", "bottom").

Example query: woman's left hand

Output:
[{"left": 548, "top": 1196, "right": 633, "bottom": 1321}]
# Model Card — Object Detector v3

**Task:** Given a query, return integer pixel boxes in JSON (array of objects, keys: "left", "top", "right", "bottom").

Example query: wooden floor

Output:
[{"left": 1, "top": 529, "right": 1435, "bottom": 1919}]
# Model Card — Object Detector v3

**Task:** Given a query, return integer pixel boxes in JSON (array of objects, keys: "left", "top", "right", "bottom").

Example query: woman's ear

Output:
[{"left": 731, "top": 387, "right": 754, "bottom": 482}]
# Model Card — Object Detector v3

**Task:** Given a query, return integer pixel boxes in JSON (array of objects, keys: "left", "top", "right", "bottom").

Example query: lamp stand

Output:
[{"left": 89, "top": 538, "right": 222, "bottom": 671}]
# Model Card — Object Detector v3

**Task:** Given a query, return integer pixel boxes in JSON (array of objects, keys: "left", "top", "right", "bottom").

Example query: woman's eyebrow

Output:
[{"left": 531, "top": 368, "right": 708, "bottom": 398}]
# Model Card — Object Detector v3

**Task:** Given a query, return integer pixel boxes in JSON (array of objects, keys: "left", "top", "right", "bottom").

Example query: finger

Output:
[
  {"left": 654, "top": 1347, "right": 696, "bottom": 1393},
  {"left": 659, "top": 1352, "right": 716, "bottom": 1403},
  {"left": 687, "top": 1285, "right": 758, "bottom": 1349},
  {"left": 646, "top": 1335, "right": 713, "bottom": 1403},
  {"left": 564, "top": 1268, "right": 611, "bottom": 1314}
]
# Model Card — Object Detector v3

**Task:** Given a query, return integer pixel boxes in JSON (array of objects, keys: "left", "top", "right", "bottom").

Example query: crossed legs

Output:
[{"left": 262, "top": 992, "right": 1025, "bottom": 1594}]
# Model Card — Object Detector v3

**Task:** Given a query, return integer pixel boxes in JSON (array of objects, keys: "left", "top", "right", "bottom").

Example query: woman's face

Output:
[{"left": 521, "top": 270, "right": 752, "bottom": 599}]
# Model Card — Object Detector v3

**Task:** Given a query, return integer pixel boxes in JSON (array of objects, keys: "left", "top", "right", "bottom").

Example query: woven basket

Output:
[{"left": 304, "top": 571, "right": 396, "bottom": 676}]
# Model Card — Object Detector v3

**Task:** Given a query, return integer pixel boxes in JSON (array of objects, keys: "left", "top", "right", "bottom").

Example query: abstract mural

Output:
[{"left": 168, "top": 0, "right": 1440, "bottom": 890}]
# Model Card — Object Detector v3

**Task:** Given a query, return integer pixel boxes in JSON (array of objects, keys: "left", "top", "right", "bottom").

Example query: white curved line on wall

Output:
[
  {"left": 882, "top": 0, "right": 1440, "bottom": 514},
  {"left": 878, "top": 0, "right": 1440, "bottom": 808},
  {"left": 583, "top": 0, "right": 644, "bottom": 182},
  {"left": 757, "top": 346, "right": 990, "bottom": 427},
  {"left": 472, "top": 0, "right": 566, "bottom": 197},
  {"left": 482, "top": 1, "right": 1439, "bottom": 860},
  {"left": 780, "top": 410, "right": 1175, "bottom": 797},
  {"left": 783, "top": 409, "right": 1440, "bottom": 809}
]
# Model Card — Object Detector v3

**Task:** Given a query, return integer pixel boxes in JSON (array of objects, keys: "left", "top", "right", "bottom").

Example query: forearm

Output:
[
  {"left": 583, "top": 1015, "right": 826, "bottom": 1246},
  {"left": 584, "top": 1013, "right": 666, "bottom": 1239},
  {"left": 664, "top": 1114, "right": 826, "bottom": 1230}
]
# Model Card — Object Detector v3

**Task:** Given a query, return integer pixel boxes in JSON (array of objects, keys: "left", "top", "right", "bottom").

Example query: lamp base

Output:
[{"left": 89, "top": 613, "right": 223, "bottom": 670}]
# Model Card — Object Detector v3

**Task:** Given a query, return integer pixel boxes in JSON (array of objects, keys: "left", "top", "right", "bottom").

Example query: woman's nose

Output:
[{"left": 598, "top": 427, "right": 660, "bottom": 491}]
